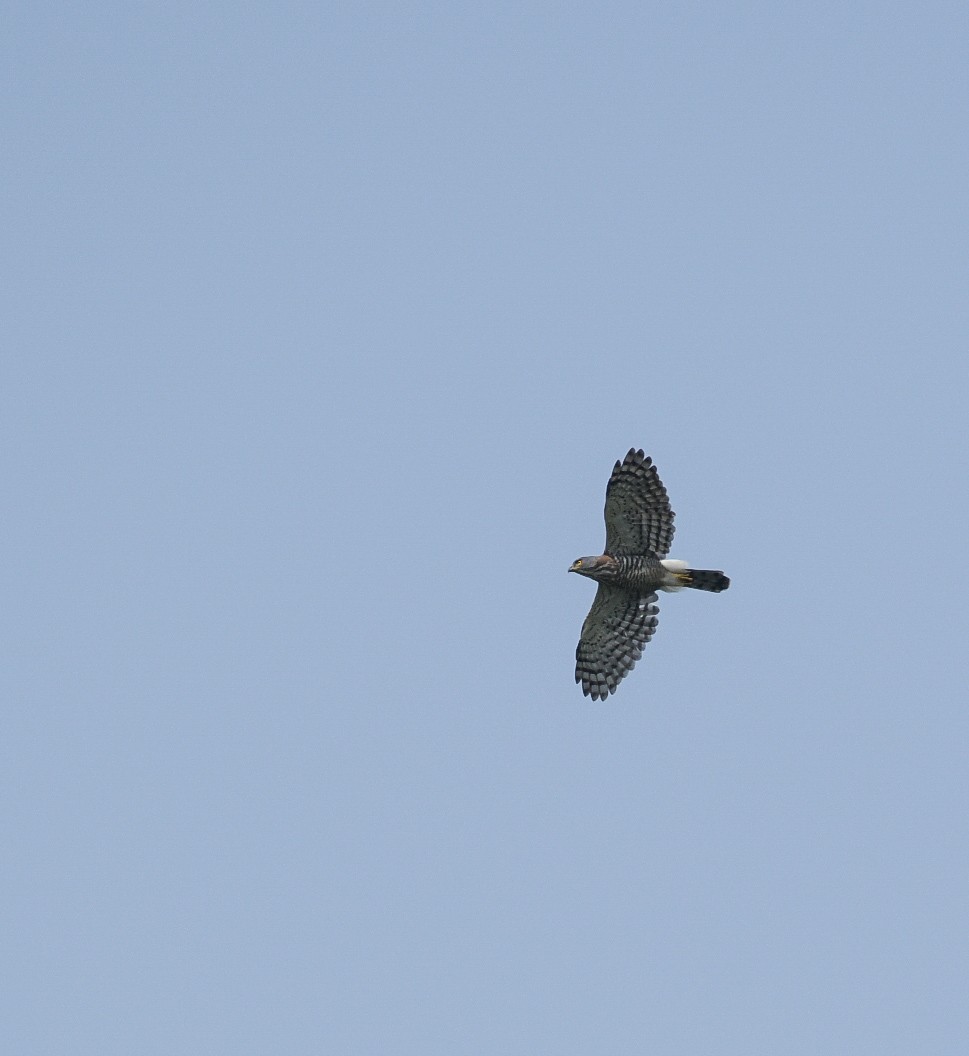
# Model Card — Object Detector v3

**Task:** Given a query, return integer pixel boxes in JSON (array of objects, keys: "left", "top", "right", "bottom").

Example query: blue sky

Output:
[{"left": 3, "top": 3, "right": 969, "bottom": 1052}]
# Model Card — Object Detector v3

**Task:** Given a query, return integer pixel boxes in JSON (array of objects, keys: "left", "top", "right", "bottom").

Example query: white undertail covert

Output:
[{"left": 659, "top": 558, "right": 690, "bottom": 592}]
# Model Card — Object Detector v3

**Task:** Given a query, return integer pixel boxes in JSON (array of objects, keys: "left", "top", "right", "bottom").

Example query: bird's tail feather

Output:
[
  {"left": 659, "top": 559, "right": 730, "bottom": 593},
  {"left": 681, "top": 568, "right": 730, "bottom": 592}
]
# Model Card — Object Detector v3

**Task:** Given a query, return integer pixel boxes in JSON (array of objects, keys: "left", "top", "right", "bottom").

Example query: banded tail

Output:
[{"left": 659, "top": 559, "right": 730, "bottom": 593}]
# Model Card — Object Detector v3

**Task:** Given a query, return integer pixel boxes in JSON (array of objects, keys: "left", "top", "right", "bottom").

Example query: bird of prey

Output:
[{"left": 570, "top": 449, "right": 729, "bottom": 700}]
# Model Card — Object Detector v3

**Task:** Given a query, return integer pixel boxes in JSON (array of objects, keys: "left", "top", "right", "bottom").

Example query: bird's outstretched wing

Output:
[
  {"left": 575, "top": 585, "right": 660, "bottom": 700},
  {"left": 603, "top": 448, "right": 675, "bottom": 557}
]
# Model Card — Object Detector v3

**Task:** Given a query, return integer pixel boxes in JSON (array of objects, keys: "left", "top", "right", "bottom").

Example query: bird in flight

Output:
[{"left": 570, "top": 449, "right": 729, "bottom": 700}]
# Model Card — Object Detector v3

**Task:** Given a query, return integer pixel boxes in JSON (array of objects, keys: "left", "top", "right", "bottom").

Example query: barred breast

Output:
[{"left": 612, "top": 554, "right": 666, "bottom": 592}]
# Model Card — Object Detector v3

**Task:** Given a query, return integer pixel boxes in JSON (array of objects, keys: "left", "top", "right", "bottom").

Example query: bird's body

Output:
[{"left": 570, "top": 449, "right": 729, "bottom": 700}]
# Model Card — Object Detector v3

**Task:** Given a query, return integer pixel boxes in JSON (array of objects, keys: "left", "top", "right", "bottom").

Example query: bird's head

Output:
[{"left": 569, "top": 555, "right": 618, "bottom": 580}]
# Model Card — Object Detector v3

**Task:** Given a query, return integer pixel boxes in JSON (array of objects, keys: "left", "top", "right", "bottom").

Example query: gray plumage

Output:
[{"left": 570, "top": 449, "right": 729, "bottom": 701}]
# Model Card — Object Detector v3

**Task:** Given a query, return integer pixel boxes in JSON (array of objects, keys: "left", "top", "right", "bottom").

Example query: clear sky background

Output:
[{"left": 4, "top": 3, "right": 969, "bottom": 1053}]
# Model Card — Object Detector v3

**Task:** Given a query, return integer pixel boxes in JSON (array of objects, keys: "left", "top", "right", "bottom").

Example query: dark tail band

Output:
[{"left": 685, "top": 569, "right": 730, "bottom": 592}]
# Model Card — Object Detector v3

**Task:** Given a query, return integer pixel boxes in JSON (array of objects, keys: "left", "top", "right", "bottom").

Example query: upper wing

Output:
[
  {"left": 575, "top": 584, "right": 660, "bottom": 700},
  {"left": 603, "top": 449, "right": 675, "bottom": 557}
]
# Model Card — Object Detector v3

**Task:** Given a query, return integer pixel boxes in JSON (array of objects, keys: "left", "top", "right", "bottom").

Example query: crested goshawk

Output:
[{"left": 570, "top": 449, "right": 730, "bottom": 700}]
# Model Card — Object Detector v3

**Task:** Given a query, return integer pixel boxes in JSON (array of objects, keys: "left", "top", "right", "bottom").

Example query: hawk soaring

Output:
[{"left": 570, "top": 449, "right": 729, "bottom": 700}]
